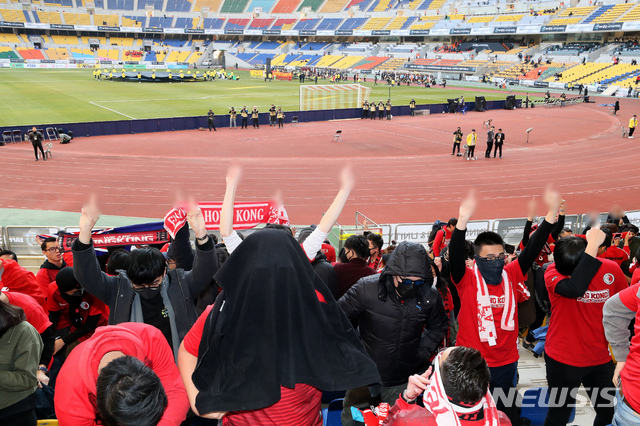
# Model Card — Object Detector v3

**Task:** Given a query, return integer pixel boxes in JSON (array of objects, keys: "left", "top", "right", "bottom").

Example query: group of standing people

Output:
[
  {"left": 206, "top": 106, "right": 286, "bottom": 131},
  {"left": 361, "top": 100, "right": 392, "bottom": 120},
  {"left": 453, "top": 126, "right": 505, "bottom": 160}
]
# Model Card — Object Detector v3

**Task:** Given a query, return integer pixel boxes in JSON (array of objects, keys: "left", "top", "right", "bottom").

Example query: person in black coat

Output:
[
  {"left": 614, "top": 99, "right": 620, "bottom": 116},
  {"left": 29, "top": 127, "right": 46, "bottom": 161},
  {"left": 338, "top": 241, "right": 448, "bottom": 426},
  {"left": 298, "top": 228, "right": 339, "bottom": 298}
]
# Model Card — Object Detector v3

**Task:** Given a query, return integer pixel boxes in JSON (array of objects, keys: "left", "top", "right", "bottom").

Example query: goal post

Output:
[{"left": 299, "top": 84, "right": 371, "bottom": 111}]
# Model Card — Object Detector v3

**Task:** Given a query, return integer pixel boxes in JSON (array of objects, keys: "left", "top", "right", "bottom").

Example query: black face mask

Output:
[
  {"left": 474, "top": 255, "right": 505, "bottom": 285},
  {"left": 133, "top": 286, "right": 162, "bottom": 300},
  {"left": 395, "top": 278, "right": 424, "bottom": 299}
]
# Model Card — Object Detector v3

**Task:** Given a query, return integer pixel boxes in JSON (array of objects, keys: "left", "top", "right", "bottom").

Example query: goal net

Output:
[{"left": 299, "top": 84, "right": 371, "bottom": 111}]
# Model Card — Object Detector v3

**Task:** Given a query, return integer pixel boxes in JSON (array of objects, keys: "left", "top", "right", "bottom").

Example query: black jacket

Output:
[
  {"left": 311, "top": 251, "right": 339, "bottom": 299},
  {"left": 338, "top": 242, "right": 449, "bottom": 387}
]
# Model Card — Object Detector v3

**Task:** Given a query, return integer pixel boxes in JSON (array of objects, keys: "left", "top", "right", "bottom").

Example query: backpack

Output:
[{"left": 427, "top": 220, "right": 445, "bottom": 247}]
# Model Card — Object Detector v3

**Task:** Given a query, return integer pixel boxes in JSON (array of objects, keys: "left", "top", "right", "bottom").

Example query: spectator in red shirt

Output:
[
  {"left": 0, "top": 250, "right": 18, "bottom": 262},
  {"left": 321, "top": 240, "right": 336, "bottom": 263},
  {"left": 334, "top": 235, "right": 377, "bottom": 298},
  {"left": 432, "top": 218, "right": 457, "bottom": 257},
  {"left": 1, "top": 291, "right": 54, "bottom": 387},
  {"left": 599, "top": 230, "right": 632, "bottom": 267},
  {"left": 543, "top": 229, "right": 627, "bottom": 426},
  {"left": 0, "top": 258, "right": 45, "bottom": 309},
  {"left": 54, "top": 322, "right": 189, "bottom": 426},
  {"left": 449, "top": 188, "right": 562, "bottom": 424},
  {"left": 49, "top": 267, "right": 109, "bottom": 358},
  {"left": 366, "top": 233, "right": 384, "bottom": 271},
  {"left": 35, "top": 237, "right": 67, "bottom": 302},
  {"left": 177, "top": 230, "right": 381, "bottom": 425},
  {"left": 604, "top": 283, "right": 640, "bottom": 425}
]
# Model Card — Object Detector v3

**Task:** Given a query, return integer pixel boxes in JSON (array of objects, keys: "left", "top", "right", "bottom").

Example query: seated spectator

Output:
[
  {"left": 335, "top": 235, "right": 378, "bottom": 298},
  {"left": 449, "top": 188, "right": 561, "bottom": 424},
  {"left": 1, "top": 291, "right": 54, "bottom": 387},
  {"left": 599, "top": 228, "right": 632, "bottom": 267},
  {"left": 385, "top": 347, "right": 510, "bottom": 425},
  {"left": 0, "top": 250, "right": 18, "bottom": 262},
  {"left": 0, "top": 299, "right": 43, "bottom": 426},
  {"left": 36, "top": 237, "right": 67, "bottom": 301},
  {"left": 0, "top": 257, "right": 46, "bottom": 310},
  {"left": 54, "top": 322, "right": 190, "bottom": 426},
  {"left": 48, "top": 267, "right": 109, "bottom": 358},
  {"left": 72, "top": 197, "right": 218, "bottom": 356},
  {"left": 338, "top": 241, "right": 448, "bottom": 425},
  {"left": 177, "top": 230, "right": 381, "bottom": 424},
  {"left": 544, "top": 229, "right": 626, "bottom": 426}
]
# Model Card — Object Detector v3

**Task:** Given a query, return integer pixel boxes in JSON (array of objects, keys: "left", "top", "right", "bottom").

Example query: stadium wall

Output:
[{"left": 0, "top": 99, "right": 516, "bottom": 139}]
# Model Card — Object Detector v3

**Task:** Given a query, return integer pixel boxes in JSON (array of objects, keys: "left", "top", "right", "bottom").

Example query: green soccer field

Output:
[{"left": 0, "top": 69, "right": 509, "bottom": 126}]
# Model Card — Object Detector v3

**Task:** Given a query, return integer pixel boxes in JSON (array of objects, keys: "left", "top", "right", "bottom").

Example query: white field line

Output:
[{"left": 89, "top": 101, "right": 137, "bottom": 120}]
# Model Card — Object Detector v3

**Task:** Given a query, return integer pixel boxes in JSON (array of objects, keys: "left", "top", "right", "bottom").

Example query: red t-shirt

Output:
[
  {"left": 184, "top": 305, "right": 322, "bottom": 426},
  {"left": 432, "top": 228, "right": 452, "bottom": 257},
  {"left": 47, "top": 282, "right": 109, "bottom": 341},
  {"left": 618, "top": 283, "right": 640, "bottom": 413},
  {"left": 454, "top": 260, "right": 530, "bottom": 368},
  {"left": 599, "top": 245, "right": 630, "bottom": 267},
  {"left": 545, "top": 259, "right": 627, "bottom": 367},
  {"left": 4, "top": 291, "right": 52, "bottom": 334},
  {"left": 0, "top": 259, "right": 46, "bottom": 309}
]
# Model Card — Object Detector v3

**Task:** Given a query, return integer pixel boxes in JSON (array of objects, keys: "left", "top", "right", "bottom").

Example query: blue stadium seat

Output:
[
  {"left": 520, "top": 387, "right": 575, "bottom": 426},
  {"left": 321, "top": 398, "right": 343, "bottom": 426}
]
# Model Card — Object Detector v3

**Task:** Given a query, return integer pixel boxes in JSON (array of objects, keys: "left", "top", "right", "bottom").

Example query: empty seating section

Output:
[
  {"left": 193, "top": 0, "right": 223, "bottom": 11},
  {"left": 345, "top": 0, "right": 374, "bottom": 11},
  {"left": 0, "top": 46, "right": 18, "bottom": 59},
  {"left": 386, "top": 16, "right": 417, "bottom": 29},
  {"left": 81, "top": 36, "right": 108, "bottom": 45},
  {"left": 582, "top": 4, "right": 612, "bottom": 24},
  {"left": 144, "top": 50, "right": 156, "bottom": 61},
  {"left": 376, "top": 57, "right": 404, "bottom": 70},
  {"left": 299, "top": 42, "right": 329, "bottom": 51},
  {"left": 319, "top": 0, "right": 348, "bottom": 12},
  {"left": 0, "top": 33, "right": 22, "bottom": 44},
  {"left": 62, "top": 12, "right": 91, "bottom": 25},
  {"left": 547, "top": 17, "right": 581, "bottom": 25},
  {"left": 225, "top": 18, "right": 249, "bottom": 29},
  {"left": 589, "top": 3, "right": 632, "bottom": 23},
  {"left": 220, "top": 0, "right": 250, "bottom": 13},
  {"left": 164, "top": 50, "right": 190, "bottom": 62},
  {"left": 361, "top": 17, "right": 390, "bottom": 30},
  {"left": 93, "top": 14, "right": 119, "bottom": 26},
  {"left": 108, "top": 0, "right": 134, "bottom": 9},
  {"left": 16, "top": 48, "right": 44, "bottom": 59},
  {"left": 149, "top": 17, "right": 174, "bottom": 28},
  {"left": 70, "top": 48, "right": 94, "bottom": 59},
  {"left": 122, "top": 16, "right": 142, "bottom": 26},
  {"left": 271, "top": 0, "right": 300, "bottom": 13},
  {"left": 255, "top": 41, "right": 281, "bottom": 49},
  {"left": 296, "top": 0, "right": 323, "bottom": 11},
  {"left": 314, "top": 54, "right": 341, "bottom": 67},
  {"left": 246, "top": 0, "right": 276, "bottom": 11},
  {"left": 271, "top": 18, "right": 296, "bottom": 30},
  {"left": 44, "top": 0, "right": 73, "bottom": 6},
  {"left": 494, "top": 14, "right": 523, "bottom": 22},
  {"left": 202, "top": 18, "right": 225, "bottom": 28},
  {"left": 166, "top": 0, "right": 193, "bottom": 12},
  {"left": 294, "top": 18, "right": 320, "bottom": 30},
  {"left": 249, "top": 18, "right": 273, "bottom": 28},
  {"left": 249, "top": 53, "right": 273, "bottom": 64},
  {"left": 270, "top": 53, "right": 288, "bottom": 65},
  {"left": 0, "top": 9, "right": 28, "bottom": 22},
  {"left": 187, "top": 51, "right": 202, "bottom": 63},
  {"left": 45, "top": 48, "right": 69, "bottom": 59},
  {"left": 288, "top": 54, "right": 319, "bottom": 66},
  {"left": 36, "top": 11, "right": 62, "bottom": 24},
  {"left": 331, "top": 55, "right": 365, "bottom": 69},
  {"left": 339, "top": 17, "right": 367, "bottom": 30},
  {"left": 51, "top": 35, "right": 78, "bottom": 45},
  {"left": 619, "top": 4, "right": 640, "bottom": 21},
  {"left": 467, "top": 15, "right": 494, "bottom": 23},
  {"left": 416, "top": 0, "right": 444, "bottom": 10},
  {"left": 558, "top": 6, "right": 594, "bottom": 17},
  {"left": 410, "top": 16, "right": 438, "bottom": 30},
  {"left": 233, "top": 52, "right": 255, "bottom": 62},
  {"left": 353, "top": 56, "right": 389, "bottom": 69},
  {"left": 97, "top": 49, "right": 119, "bottom": 60},
  {"left": 138, "top": 0, "right": 163, "bottom": 9},
  {"left": 109, "top": 37, "right": 135, "bottom": 46},
  {"left": 549, "top": 62, "right": 609, "bottom": 83},
  {"left": 578, "top": 63, "right": 640, "bottom": 86},
  {"left": 316, "top": 18, "right": 342, "bottom": 30}
]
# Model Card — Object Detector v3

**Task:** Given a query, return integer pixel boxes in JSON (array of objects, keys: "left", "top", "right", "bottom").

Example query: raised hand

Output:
[
  {"left": 404, "top": 367, "right": 432, "bottom": 401},
  {"left": 542, "top": 185, "right": 562, "bottom": 214},
  {"left": 458, "top": 189, "right": 477, "bottom": 223},
  {"left": 340, "top": 164, "right": 355, "bottom": 192},
  {"left": 527, "top": 197, "right": 537, "bottom": 221},
  {"left": 186, "top": 198, "right": 208, "bottom": 240},
  {"left": 80, "top": 194, "right": 100, "bottom": 233},
  {"left": 226, "top": 164, "right": 242, "bottom": 188}
]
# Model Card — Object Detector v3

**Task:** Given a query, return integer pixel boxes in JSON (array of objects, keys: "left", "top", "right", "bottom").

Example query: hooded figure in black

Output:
[
  {"left": 338, "top": 241, "right": 449, "bottom": 386},
  {"left": 191, "top": 229, "right": 381, "bottom": 415}
]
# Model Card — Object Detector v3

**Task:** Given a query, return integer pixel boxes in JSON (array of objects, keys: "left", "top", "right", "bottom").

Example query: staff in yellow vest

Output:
[
  {"left": 466, "top": 129, "right": 477, "bottom": 160},
  {"left": 240, "top": 106, "right": 248, "bottom": 129},
  {"left": 630, "top": 115, "right": 638, "bottom": 139},
  {"left": 277, "top": 107, "right": 285, "bottom": 128}
]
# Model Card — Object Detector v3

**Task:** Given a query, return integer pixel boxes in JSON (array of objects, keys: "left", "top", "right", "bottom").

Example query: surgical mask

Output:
[
  {"left": 133, "top": 286, "right": 162, "bottom": 300},
  {"left": 474, "top": 255, "right": 505, "bottom": 285},
  {"left": 396, "top": 278, "right": 424, "bottom": 299}
]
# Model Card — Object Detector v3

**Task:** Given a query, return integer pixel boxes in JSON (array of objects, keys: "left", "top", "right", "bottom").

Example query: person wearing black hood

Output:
[
  {"left": 298, "top": 227, "right": 339, "bottom": 299},
  {"left": 338, "top": 241, "right": 449, "bottom": 426},
  {"left": 48, "top": 267, "right": 108, "bottom": 358},
  {"left": 177, "top": 230, "right": 381, "bottom": 425}
]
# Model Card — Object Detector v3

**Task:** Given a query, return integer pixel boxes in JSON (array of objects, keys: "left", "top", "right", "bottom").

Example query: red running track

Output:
[{"left": 1, "top": 98, "right": 638, "bottom": 226}]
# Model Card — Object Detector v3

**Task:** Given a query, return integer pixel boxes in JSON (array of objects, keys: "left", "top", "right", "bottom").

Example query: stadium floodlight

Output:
[{"left": 299, "top": 84, "right": 371, "bottom": 111}]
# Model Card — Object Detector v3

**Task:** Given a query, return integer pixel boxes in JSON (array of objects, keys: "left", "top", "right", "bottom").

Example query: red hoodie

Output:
[
  {"left": 0, "top": 259, "right": 45, "bottom": 309},
  {"left": 432, "top": 228, "right": 453, "bottom": 257},
  {"left": 54, "top": 323, "right": 189, "bottom": 426}
]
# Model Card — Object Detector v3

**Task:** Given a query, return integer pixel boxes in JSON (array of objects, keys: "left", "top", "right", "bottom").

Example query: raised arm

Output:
[
  {"left": 220, "top": 166, "right": 242, "bottom": 254},
  {"left": 517, "top": 188, "right": 561, "bottom": 276},
  {"left": 450, "top": 191, "right": 477, "bottom": 284},
  {"left": 551, "top": 228, "right": 604, "bottom": 298},
  {"left": 550, "top": 200, "right": 566, "bottom": 241},
  {"left": 521, "top": 198, "right": 536, "bottom": 247},
  {"left": 302, "top": 166, "right": 355, "bottom": 260},
  {"left": 182, "top": 200, "right": 217, "bottom": 297}
]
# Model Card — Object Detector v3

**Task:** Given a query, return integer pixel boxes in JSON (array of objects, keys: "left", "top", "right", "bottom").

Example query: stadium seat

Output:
[
  {"left": 43, "top": 143, "right": 53, "bottom": 159},
  {"left": 322, "top": 398, "right": 343, "bottom": 425},
  {"left": 12, "top": 130, "right": 22, "bottom": 143},
  {"left": 37, "top": 420, "right": 59, "bottom": 426},
  {"left": 2, "top": 131, "right": 13, "bottom": 145},
  {"left": 520, "top": 387, "right": 575, "bottom": 426}
]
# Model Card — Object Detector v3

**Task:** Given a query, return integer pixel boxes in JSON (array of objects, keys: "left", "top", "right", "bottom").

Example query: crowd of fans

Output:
[{"left": 2, "top": 167, "right": 640, "bottom": 426}]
